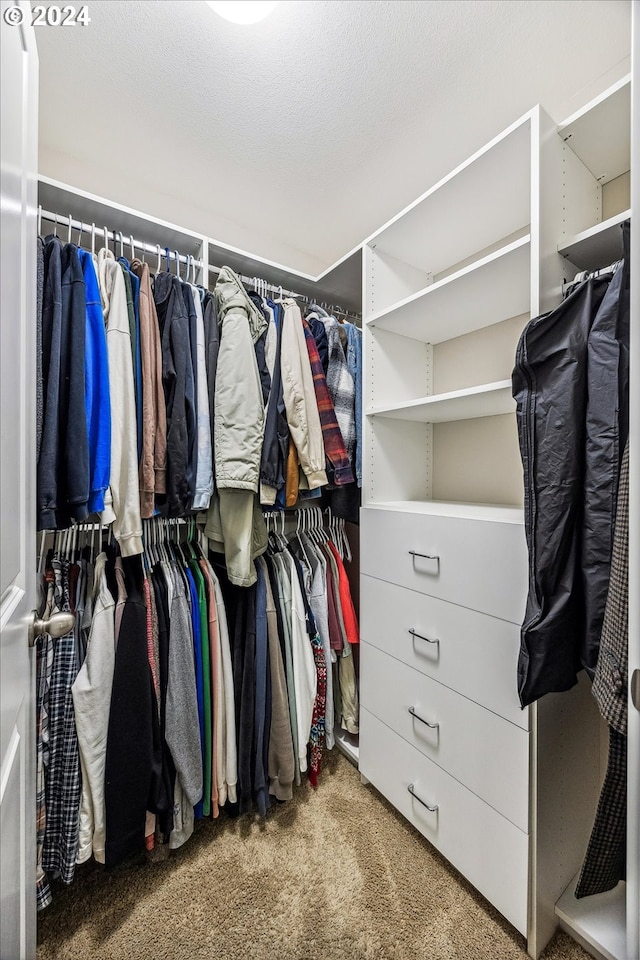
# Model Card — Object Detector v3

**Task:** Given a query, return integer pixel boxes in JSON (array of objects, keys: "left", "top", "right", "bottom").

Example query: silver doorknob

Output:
[{"left": 28, "top": 610, "right": 75, "bottom": 646}]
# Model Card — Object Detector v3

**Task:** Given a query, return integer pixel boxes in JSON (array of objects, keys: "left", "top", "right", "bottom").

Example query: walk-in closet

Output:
[{"left": 0, "top": 2, "right": 637, "bottom": 960}]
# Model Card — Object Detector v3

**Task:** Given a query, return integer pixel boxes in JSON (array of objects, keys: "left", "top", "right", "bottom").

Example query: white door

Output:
[{"left": 0, "top": 3, "right": 39, "bottom": 958}]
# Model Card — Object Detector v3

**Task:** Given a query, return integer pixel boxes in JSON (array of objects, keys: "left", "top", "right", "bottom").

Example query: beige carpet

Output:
[{"left": 37, "top": 751, "right": 589, "bottom": 960}]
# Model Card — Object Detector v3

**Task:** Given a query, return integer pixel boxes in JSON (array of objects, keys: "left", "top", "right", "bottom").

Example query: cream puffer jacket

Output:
[{"left": 214, "top": 266, "right": 268, "bottom": 491}]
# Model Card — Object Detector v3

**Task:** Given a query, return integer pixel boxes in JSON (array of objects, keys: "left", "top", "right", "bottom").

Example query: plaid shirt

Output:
[
  {"left": 321, "top": 316, "right": 356, "bottom": 465},
  {"left": 36, "top": 574, "right": 55, "bottom": 911},
  {"left": 41, "top": 558, "right": 81, "bottom": 887},
  {"left": 302, "top": 319, "right": 353, "bottom": 486}
]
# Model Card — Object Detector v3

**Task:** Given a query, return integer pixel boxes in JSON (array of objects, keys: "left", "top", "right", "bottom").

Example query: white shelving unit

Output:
[
  {"left": 362, "top": 108, "right": 559, "bottom": 515},
  {"left": 360, "top": 103, "right": 572, "bottom": 957},
  {"left": 360, "top": 68, "right": 635, "bottom": 960}
]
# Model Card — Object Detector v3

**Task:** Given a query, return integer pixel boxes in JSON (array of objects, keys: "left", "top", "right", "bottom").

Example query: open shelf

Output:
[
  {"left": 334, "top": 728, "right": 359, "bottom": 766},
  {"left": 558, "top": 210, "right": 630, "bottom": 272},
  {"left": 367, "top": 380, "right": 514, "bottom": 423},
  {"left": 367, "top": 235, "right": 530, "bottom": 343},
  {"left": 558, "top": 76, "right": 631, "bottom": 186},
  {"left": 556, "top": 875, "right": 628, "bottom": 960},
  {"left": 366, "top": 113, "right": 531, "bottom": 276},
  {"left": 362, "top": 501, "right": 524, "bottom": 523}
]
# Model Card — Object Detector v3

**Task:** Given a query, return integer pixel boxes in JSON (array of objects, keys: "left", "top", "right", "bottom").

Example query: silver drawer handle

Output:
[
  {"left": 408, "top": 783, "right": 439, "bottom": 812},
  {"left": 409, "top": 628, "right": 439, "bottom": 645},
  {"left": 408, "top": 550, "right": 440, "bottom": 561},
  {"left": 408, "top": 706, "right": 439, "bottom": 729}
]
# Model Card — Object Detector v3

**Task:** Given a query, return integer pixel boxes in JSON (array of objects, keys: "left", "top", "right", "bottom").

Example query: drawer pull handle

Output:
[
  {"left": 407, "top": 783, "right": 439, "bottom": 813},
  {"left": 408, "top": 706, "right": 439, "bottom": 729},
  {"left": 408, "top": 550, "right": 440, "bottom": 561},
  {"left": 409, "top": 628, "right": 439, "bottom": 646}
]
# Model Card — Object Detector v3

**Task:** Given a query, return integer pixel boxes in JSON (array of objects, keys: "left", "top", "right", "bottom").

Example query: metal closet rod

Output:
[
  {"left": 38, "top": 208, "right": 202, "bottom": 270},
  {"left": 39, "top": 207, "right": 362, "bottom": 323},
  {"left": 208, "top": 263, "right": 362, "bottom": 323}
]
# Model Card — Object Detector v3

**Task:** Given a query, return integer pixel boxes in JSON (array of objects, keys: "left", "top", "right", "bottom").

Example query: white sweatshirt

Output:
[
  {"left": 71, "top": 553, "right": 115, "bottom": 864},
  {"left": 97, "top": 249, "right": 143, "bottom": 556}
]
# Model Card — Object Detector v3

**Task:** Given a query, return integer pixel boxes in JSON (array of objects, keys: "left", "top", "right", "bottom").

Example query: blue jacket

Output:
[{"left": 78, "top": 250, "right": 111, "bottom": 514}]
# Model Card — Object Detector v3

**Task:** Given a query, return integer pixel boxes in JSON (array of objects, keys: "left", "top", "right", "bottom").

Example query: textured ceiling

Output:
[{"left": 36, "top": 0, "right": 631, "bottom": 274}]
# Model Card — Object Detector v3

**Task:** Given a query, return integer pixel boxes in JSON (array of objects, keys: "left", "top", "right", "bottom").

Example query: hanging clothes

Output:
[
  {"left": 511, "top": 235, "right": 629, "bottom": 707},
  {"left": 77, "top": 249, "right": 111, "bottom": 516},
  {"left": 204, "top": 266, "right": 268, "bottom": 587},
  {"left": 576, "top": 440, "right": 629, "bottom": 898},
  {"left": 280, "top": 299, "right": 328, "bottom": 491},
  {"left": 41, "top": 558, "right": 81, "bottom": 886},
  {"left": 131, "top": 258, "right": 167, "bottom": 518},
  {"left": 98, "top": 249, "right": 143, "bottom": 556},
  {"left": 71, "top": 552, "right": 116, "bottom": 865},
  {"left": 38, "top": 239, "right": 91, "bottom": 530},
  {"left": 153, "top": 270, "right": 194, "bottom": 516}
]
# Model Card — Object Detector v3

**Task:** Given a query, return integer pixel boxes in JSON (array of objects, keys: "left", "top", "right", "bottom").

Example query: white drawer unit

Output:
[
  {"left": 360, "top": 574, "right": 527, "bottom": 729},
  {"left": 359, "top": 708, "right": 529, "bottom": 936},
  {"left": 360, "top": 644, "right": 529, "bottom": 830},
  {"left": 360, "top": 506, "right": 528, "bottom": 624}
]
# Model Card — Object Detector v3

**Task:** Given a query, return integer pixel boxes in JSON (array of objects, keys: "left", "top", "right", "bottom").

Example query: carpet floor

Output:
[{"left": 37, "top": 751, "right": 590, "bottom": 960}]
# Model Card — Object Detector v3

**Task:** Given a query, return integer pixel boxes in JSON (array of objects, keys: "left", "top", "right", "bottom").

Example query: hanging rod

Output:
[
  {"left": 39, "top": 207, "right": 361, "bottom": 323},
  {"left": 208, "top": 263, "right": 360, "bottom": 322},
  {"left": 38, "top": 208, "right": 203, "bottom": 271},
  {"left": 208, "top": 263, "right": 361, "bottom": 324},
  {"left": 562, "top": 257, "right": 623, "bottom": 297}
]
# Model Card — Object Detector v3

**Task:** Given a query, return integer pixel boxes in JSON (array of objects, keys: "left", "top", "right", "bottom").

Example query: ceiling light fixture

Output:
[{"left": 206, "top": 1, "right": 279, "bottom": 25}]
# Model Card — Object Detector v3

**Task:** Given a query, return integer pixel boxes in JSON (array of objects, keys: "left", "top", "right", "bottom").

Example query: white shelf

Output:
[
  {"left": 367, "top": 380, "right": 514, "bottom": 424},
  {"left": 362, "top": 501, "right": 524, "bottom": 524},
  {"left": 559, "top": 210, "right": 630, "bottom": 272},
  {"left": 367, "top": 235, "right": 531, "bottom": 343},
  {"left": 334, "top": 727, "right": 359, "bottom": 766},
  {"left": 558, "top": 76, "right": 631, "bottom": 185},
  {"left": 366, "top": 112, "right": 532, "bottom": 275},
  {"left": 556, "top": 876, "right": 628, "bottom": 960}
]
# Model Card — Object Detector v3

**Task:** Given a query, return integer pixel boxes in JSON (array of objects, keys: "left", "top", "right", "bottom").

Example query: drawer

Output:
[
  {"left": 360, "top": 575, "right": 528, "bottom": 730},
  {"left": 360, "top": 644, "right": 529, "bottom": 830},
  {"left": 360, "top": 506, "right": 527, "bottom": 623},
  {"left": 359, "top": 708, "right": 529, "bottom": 936}
]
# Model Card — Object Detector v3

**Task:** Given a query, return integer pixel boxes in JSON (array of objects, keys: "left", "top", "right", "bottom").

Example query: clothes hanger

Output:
[
  {"left": 174, "top": 249, "right": 180, "bottom": 278},
  {"left": 130, "top": 234, "right": 135, "bottom": 262},
  {"left": 91, "top": 223, "right": 96, "bottom": 258},
  {"left": 37, "top": 205, "right": 42, "bottom": 235},
  {"left": 67, "top": 215, "right": 72, "bottom": 245},
  {"left": 53, "top": 211, "right": 58, "bottom": 237},
  {"left": 37, "top": 530, "right": 47, "bottom": 577},
  {"left": 293, "top": 507, "right": 312, "bottom": 570},
  {"left": 340, "top": 517, "right": 352, "bottom": 563}
]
